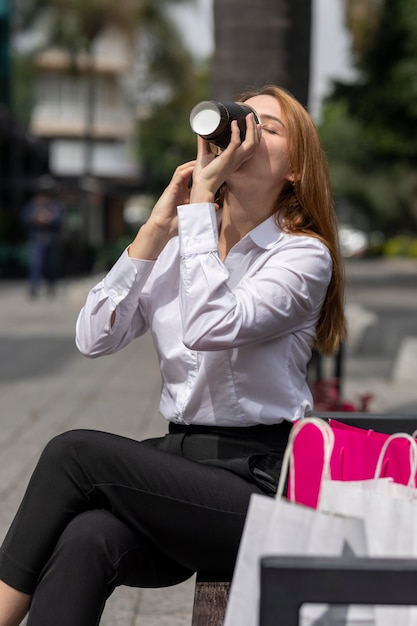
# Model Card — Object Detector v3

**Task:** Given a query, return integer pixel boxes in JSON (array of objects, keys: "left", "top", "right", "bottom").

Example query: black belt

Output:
[{"left": 169, "top": 420, "right": 292, "bottom": 445}]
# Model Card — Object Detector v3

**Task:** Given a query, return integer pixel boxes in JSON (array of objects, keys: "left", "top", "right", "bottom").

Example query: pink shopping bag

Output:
[{"left": 289, "top": 418, "right": 417, "bottom": 508}]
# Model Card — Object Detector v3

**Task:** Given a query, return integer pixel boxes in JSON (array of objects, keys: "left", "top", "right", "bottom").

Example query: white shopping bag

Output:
[
  {"left": 224, "top": 418, "right": 367, "bottom": 626},
  {"left": 320, "top": 432, "right": 417, "bottom": 626}
]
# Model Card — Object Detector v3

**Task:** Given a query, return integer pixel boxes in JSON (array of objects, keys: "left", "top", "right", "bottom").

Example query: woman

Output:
[{"left": 0, "top": 85, "right": 346, "bottom": 625}]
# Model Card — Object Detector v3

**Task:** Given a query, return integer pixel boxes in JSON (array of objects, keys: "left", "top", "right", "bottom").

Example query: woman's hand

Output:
[
  {"left": 190, "top": 113, "right": 262, "bottom": 204},
  {"left": 128, "top": 113, "right": 261, "bottom": 260},
  {"left": 128, "top": 160, "right": 195, "bottom": 260},
  {"left": 148, "top": 160, "right": 196, "bottom": 234}
]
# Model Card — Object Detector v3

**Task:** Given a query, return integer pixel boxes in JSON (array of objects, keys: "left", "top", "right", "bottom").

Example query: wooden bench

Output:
[
  {"left": 192, "top": 572, "right": 231, "bottom": 625},
  {"left": 191, "top": 412, "right": 417, "bottom": 624}
]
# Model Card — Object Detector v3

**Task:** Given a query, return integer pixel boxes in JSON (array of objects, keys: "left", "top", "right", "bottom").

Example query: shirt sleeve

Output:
[
  {"left": 75, "top": 249, "right": 155, "bottom": 357},
  {"left": 177, "top": 203, "right": 332, "bottom": 351}
]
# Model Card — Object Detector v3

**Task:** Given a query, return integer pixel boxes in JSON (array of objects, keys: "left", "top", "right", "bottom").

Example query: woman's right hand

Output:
[{"left": 128, "top": 160, "right": 195, "bottom": 260}]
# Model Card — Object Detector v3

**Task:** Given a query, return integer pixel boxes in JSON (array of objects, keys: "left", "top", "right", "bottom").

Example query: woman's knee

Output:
[
  {"left": 37, "top": 429, "right": 97, "bottom": 472},
  {"left": 58, "top": 510, "right": 126, "bottom": 548},
  {"left": 54, "top": 510, "right": 139, "bottom": 576}
]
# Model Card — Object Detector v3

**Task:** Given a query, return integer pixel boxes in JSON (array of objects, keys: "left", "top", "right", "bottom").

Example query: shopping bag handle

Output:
[
  {"left": 374, "top": 432, "right": 417, "bottom": 490},
  {"left": 277, "top": 417, "right": 335, "bottom": 504}
]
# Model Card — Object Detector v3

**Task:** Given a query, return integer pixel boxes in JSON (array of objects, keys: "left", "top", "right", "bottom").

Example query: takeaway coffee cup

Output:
[{"left": 189, "top": 100, "right": 260, "bottom": 149}]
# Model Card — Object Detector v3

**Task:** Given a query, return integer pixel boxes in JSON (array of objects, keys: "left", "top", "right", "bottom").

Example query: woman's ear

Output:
[{"left": 286, "top": 172, "right": 301, "bottom": 184}]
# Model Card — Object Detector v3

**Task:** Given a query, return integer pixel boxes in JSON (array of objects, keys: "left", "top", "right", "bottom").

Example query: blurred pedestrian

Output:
[{"left": 21, "top": 190, "right": 63, "bottom": 297}]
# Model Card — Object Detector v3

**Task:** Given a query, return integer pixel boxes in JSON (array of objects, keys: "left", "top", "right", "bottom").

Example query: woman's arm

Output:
[{"left": 75, "top": 161, "right": 197, "bottom": 357}]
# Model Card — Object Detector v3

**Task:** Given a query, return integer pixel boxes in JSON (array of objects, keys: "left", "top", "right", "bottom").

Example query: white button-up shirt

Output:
[{"left": 76, "top": 202, "right": 332, "bottom": 426}]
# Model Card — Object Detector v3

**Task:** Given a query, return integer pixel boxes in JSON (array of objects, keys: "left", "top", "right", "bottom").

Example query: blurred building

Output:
[{"left": 28, "top": 25, "right": 140, "bottom": 272}]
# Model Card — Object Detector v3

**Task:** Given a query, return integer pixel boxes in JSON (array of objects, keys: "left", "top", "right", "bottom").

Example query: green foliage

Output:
[
  {"left": 321, "top": 98, "right": 417, "bottom": 233},
  {"left": 383, "top": 235, "right": 417, "bottom": 258},
  {"left": 334, "top": 0, "right": 417, "bottom": 159},
  {"left": 319, "top": 0, "right": 417, "bottom": 239}
]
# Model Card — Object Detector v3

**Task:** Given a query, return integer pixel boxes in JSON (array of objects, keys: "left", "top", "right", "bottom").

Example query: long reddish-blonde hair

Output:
[{"left": 237, "top": 85, "right": 347, "bottom": 355}]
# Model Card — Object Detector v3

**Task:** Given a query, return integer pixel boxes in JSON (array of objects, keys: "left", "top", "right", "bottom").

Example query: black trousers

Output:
[{"left": 0, "top": 422, "right": 291, "bottom": 626}]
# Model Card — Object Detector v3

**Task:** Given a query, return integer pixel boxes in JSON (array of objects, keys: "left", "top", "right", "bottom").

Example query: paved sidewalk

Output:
[{"left": 0, "top": 258, "right": 416, "bottom": 624}]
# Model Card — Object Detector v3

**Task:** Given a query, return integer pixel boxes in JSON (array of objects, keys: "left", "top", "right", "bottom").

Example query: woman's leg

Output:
[
  {"left": 0, "top": 429, "right": 263, "bottom": 615},
  {"left": 27, "top": 509, "right": 193, "bottom": 626}
]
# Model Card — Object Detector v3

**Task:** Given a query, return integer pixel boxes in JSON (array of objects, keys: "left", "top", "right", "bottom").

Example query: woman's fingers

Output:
[
  {"left": 246, "top": 112, "right": 262, "bottom": 145},
  {"left": 151, "top": 161, "right": 196, "bottom": 219},
  {"left": 172, "top": 160, "right": 196, "bottom": 184},
  {"left": 217, "top": 115, "right": 260, "bottom": 170},
  {"left": 169, "top": 161, "right": 196, "bottom": 198},
  {"left": 224, "top": 115, "right": 260, "bottom": 155},
  {"left": 240, "top": 113, "right": 262, "bottom": 152},
  {"left": 196, "top": 134, "right": 215, "bottom": 156},
  {"left": 189, "top": 114, "right": 262, "bottom": 202}
]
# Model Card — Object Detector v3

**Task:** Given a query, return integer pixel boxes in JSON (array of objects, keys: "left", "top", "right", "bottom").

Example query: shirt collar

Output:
[
  {"left": 247, "top": 215, "right": 283, "bottom": 249},
  {"left": 216, "top": 209, "right": 284, "bottom": 251}
]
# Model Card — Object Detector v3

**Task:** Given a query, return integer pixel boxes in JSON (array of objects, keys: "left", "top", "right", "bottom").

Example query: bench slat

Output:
[{"left": 192, "top": 578, "right": 231, "bottom": 626}]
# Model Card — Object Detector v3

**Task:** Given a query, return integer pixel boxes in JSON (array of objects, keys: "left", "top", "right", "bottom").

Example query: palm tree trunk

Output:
[
  {"left": 211, "top": 0, "right": 312, "bottom": 107},
  {"left": 287, "top": 0, "right": 312, "bottom": 107}
]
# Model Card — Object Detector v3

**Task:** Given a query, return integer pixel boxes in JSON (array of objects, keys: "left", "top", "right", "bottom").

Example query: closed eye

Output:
[
  {"left": 259, "top": 113, "right": 286, "bottom": 134},
  {"left": 262, "top": 125, "right": 279, "bottom": 135}
]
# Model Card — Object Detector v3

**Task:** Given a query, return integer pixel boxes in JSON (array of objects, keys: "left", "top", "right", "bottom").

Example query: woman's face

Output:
[{"left": 230, "top": 94, "right": 294, "bottom": 190}]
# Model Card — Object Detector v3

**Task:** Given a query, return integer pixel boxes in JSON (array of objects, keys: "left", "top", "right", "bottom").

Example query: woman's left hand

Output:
[{"left": 190, "top": 113, "right": 262, "bottom": 204}]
